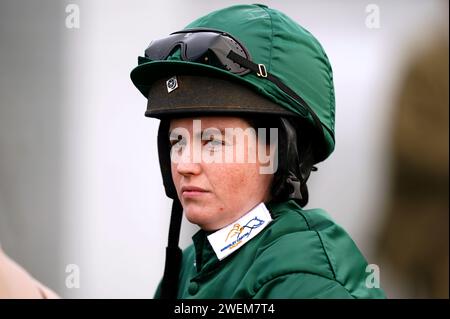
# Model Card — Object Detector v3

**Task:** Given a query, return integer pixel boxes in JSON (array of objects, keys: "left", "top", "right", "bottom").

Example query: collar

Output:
[
  {"left": 191, "top": 200, "right": 298, "bottom": 273},
  {"left": 207, "top": 202, "right": 272, "bottom": 260}
]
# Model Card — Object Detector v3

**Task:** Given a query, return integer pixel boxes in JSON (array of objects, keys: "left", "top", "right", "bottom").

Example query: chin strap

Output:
[
  {"left": 286, "top": 171, "right": 302, "bottom": 200},
  {"left": 160, "top": 198, "right": 183, "bottom": 299}
]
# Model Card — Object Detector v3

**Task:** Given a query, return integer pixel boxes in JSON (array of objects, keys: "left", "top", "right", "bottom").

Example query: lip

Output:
[{"left": 181, "top": 185, "right": 209, "bottom": 197}]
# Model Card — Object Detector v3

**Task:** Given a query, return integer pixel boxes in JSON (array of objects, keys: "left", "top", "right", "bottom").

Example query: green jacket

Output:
[{"left": 155, "top": 200, "right": 386, "bottom": 299}]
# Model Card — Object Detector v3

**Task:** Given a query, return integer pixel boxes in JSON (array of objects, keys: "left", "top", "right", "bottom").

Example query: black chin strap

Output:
[{"left": 160, "top": 198, "right": 183, "bottom": 299}]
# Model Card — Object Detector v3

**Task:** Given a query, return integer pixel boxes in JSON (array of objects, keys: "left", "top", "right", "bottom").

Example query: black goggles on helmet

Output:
[
  {"left": 143, "top": 28, "right": 325, "bottom": 149},
  {"left": 144, "top": 28, "right": 252, "bottom": 75}
]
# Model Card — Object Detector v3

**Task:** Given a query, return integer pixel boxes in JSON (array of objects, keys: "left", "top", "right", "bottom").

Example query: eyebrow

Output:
[{"left": 168, "top": 128, "right": 227, "bottom": 139}]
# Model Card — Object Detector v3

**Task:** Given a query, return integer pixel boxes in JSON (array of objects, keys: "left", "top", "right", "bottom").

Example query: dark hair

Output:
[{"left": 243, "top": 115, "right": 316, "bottom": 207}]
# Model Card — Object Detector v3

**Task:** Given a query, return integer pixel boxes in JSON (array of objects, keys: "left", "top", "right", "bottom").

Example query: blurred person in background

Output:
[{"left": 375, "top": 23, "right": 449, "bottom": 298}]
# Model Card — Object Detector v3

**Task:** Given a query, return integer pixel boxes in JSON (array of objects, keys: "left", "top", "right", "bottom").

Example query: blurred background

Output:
[{"left": 0, "top": 0, "right": 448, "bottom": 298}]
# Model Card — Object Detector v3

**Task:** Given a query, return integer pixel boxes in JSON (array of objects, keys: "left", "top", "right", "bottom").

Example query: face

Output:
[{"left": 169, "top": 116, "right": 274, "bottom": 231}]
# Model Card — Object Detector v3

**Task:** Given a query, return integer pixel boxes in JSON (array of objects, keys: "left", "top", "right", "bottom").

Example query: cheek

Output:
[
  {"left": 207, "top": 166, "right": 236, "bottom": 193},
  {"left": 170, "top": 164, "right": 181, "bottom": 191},
  {"left": 208, "top": 164, "right": 259, "bottom": 197},
  {"left": 209, "top": 139, "right": 266, "bottom": 194}
]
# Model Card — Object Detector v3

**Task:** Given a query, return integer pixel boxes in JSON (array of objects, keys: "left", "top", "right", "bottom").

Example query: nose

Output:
[{"left": 176, "top": 160, "right": 202, "bottom": 176}]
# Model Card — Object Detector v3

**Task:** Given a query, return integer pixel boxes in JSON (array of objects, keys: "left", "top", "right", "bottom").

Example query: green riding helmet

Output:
[{"left": 131, "top": 3, "right": 336, "bottom": 164}]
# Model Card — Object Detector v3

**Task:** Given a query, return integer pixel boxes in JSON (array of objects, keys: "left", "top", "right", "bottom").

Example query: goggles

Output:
[
  {"left": 144, "top": 28, "right": 251, "bottom": 75},
  {"left": 142, "top": 28, "right": 325, "bottom": 145}
]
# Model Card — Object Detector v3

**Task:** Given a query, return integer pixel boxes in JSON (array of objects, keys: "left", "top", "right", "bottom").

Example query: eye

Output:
[
  {"left": 170, "top": 135, "right": 186, "bottom": 150},
  {"left": 206, "top": 139, "right": 223, "bottom": 146}
]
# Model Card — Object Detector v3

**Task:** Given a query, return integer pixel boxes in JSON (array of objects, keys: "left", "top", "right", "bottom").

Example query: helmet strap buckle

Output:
[{"left": 257, "top": 63, "right": 268, "bottom": 77}]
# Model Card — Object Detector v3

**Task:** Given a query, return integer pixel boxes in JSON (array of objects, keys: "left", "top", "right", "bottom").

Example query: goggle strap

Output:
[{"left": 227, "top": 51, "right": 325, "bottom": 145}]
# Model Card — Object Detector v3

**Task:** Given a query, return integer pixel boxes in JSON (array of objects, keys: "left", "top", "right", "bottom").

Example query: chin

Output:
[
  {"left": 184, "top": 208, "right": 210, "bottom": 226},
  {"left": 185, "top": 206, "right": 224, "bottom": 230}
]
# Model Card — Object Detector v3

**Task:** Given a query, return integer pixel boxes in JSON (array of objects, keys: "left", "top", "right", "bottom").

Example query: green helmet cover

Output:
[{"left": 131, "top": 4, "right": 336, "bottom": 162}]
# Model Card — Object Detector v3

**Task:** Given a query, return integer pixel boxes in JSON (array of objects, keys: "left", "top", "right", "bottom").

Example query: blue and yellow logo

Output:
[{"left": 221, "top": 217, "right": 265, "bottom": 252}]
